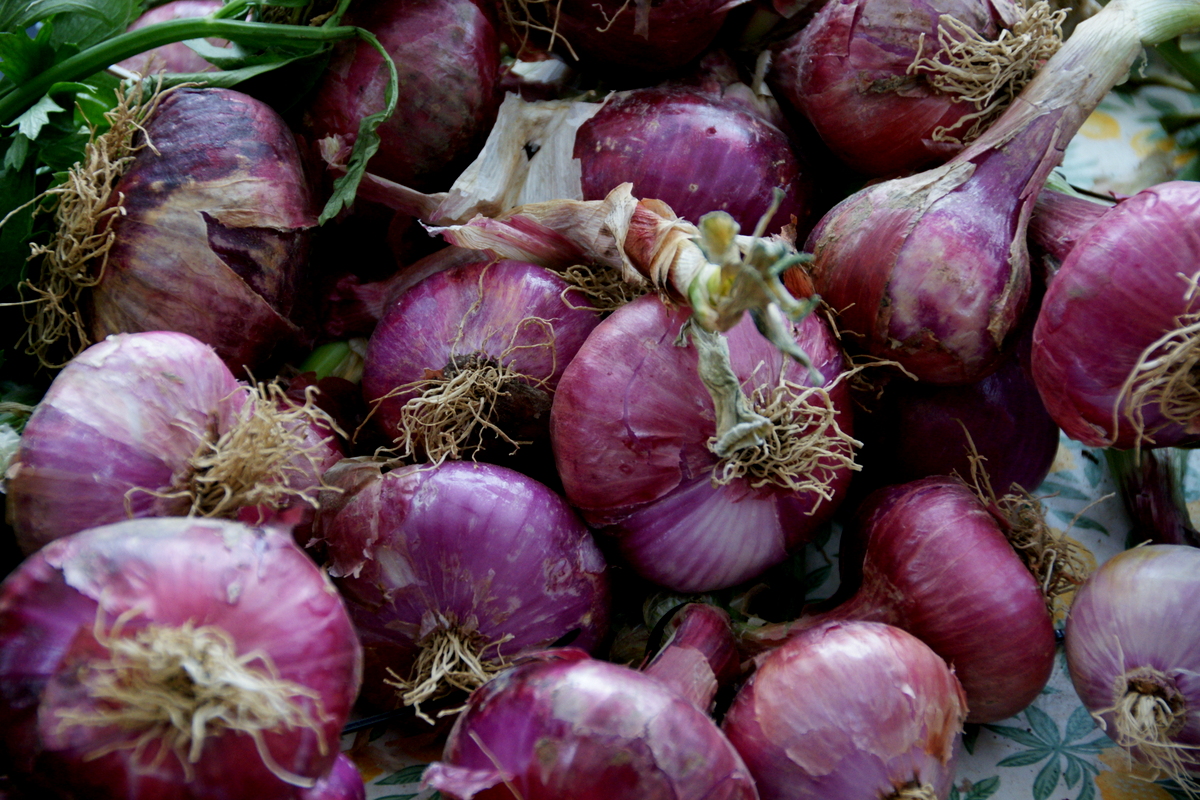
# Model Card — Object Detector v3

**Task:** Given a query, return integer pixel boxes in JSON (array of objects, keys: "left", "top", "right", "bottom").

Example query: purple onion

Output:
[
  {"left": 302, "top": 0, "right": 502, "bottom": 191},
  {"left": 748, "top": 476, "right": 1056, "bottom": 722},
  {"left": 550, "top": 294, "right": 855, "bottom": 593},
  {"left": 5, "top": 331, "right": 342, "bottom": 555},
  {"left": 92, "top": 87, "right": 315, "bottom": 374},
  {"left": 641, "top": 603, "right": 741, "bottom": 713},
  {"left": 115, "top": 1, "right": 229, "bottom": 75},
  {"left": 301, "top": 754, "right": 366, "bottom": 800},
  {"left": 723, "top": 620, "right": 966, "bottom": 800},
  {"left": 1027, "top": 188, "right": 1113, "bottom": 284},
  {"left": 314, "top": 459, "right": 610, "bottom": 710},
  {"left": 1065, "top": 545, "right": 1200, "bottom": 787},
  {"left": 421, "top": 649, "right": 759, "bottom": 800},
  {"left": 1033, "top": 181, "right": 1200, "bottom": 449},
  {"left": 574, "top": 84, "right": 815, "bottom": 236},
  {"left": 0, "top": 516, "right": 362, "bottom": 800}
]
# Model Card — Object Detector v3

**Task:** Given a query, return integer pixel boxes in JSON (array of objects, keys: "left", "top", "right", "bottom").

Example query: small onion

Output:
[
  {"left": 0, "top": 516, "right": 362, "bottom": 800},
  {"left": 5, "top": 331, "right": 342, "bottom": 555},
  {"left": 421, "top": 648, "right": 759, "bottom": 799},
  {"left": 115, "top": 0, "right": 230, "bottom": 76},
  {"left": 314, "top": 458, "right": 610, "bottom": 712},
  {"left": 551, "top": 293, "right": 856, "bottom": 593},
  {"left": 723, "top": 620, "right": 967, "bottom": 800},
  {"left": 1064, "top": 544, "right": 1200, "bottom": 788},
  {"left": 302, "top": 754, "right": 367, "bottom": 800}
]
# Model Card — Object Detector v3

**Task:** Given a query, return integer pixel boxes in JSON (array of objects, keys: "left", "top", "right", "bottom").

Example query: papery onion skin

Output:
[
  {"left": 0, "top": 516, "right": 362, "bottom": 800},
  {"left": 1032, "top": 181, "right": 1200, "bottom": 449},
  {"left": 421, "top": 648, "right": 760, "bottom": 800},
  {"left": 723, "top": 620, "right": 966, "bottom": 800},
  {"left": 302, "top": 0, "right": 502, "bottom": 191},
  {"left": 750, "top": 476, "right": 1056, "bottom": 723},
  {"left": 550, "top": 294, "right": 854, "bottom": 593},
  {"left": 92, "top": 87, "right": 315, "bottom": 375},
  {"left": 116, "top": 0, "right": 228, "bottom": 76},
  {"left": 1064, "top": 544, "right": 1200, "bottom": 774},
  {"left": 770, "top": 0, "right": 1013, "bottom": 176},
  {"left": 574, "top": 85, "right": 814, "bottom": 236},
  {"left": 4, "top": 331, "right": 342, "bottom": 556},
  {"left": 314, "top": 459, "right": 610, "bottom": 709}
]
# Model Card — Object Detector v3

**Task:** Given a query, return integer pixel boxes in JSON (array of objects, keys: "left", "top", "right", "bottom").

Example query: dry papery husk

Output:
[
  {"left": 964, "top": 445, "right": 1091, "bottom": 607},
  {"left": 127, "top": 382, "right": 342, "bottom": 519},
  {"left": 892, "top": 783, "right": 939, "bottom": 800},
  {"left": 384, "top": 625, "right": 514, "bottom": 723},
  {"left": 910, "top": 0, "right": 1066, "bottom": 144},
  {"left": 7, "top": 79, "right": 180, "bottom": 369},
  {"left": 56, "top": 607, "right": 329, "bottom": 787},
  {"left": 1092, "top": 660, "right": 1200, "bottom": 797}
]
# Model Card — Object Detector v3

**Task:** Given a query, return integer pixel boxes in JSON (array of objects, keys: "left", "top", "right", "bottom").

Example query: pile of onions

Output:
[
  {"left": 302, "top": 0, "right": 502, "bottom": 191},
  {"left": 0, "top": 516, "right": 362, "bottom": 799},
  {"left": 551, "top": 293, "right": 857, "bottom": 593},
  {"left": 746, "top": 476, "right": 1056, "bottom": 722},
  {"left": 313, "top": 458, "right": 610, "bottom": 713},
  {"left": 421, "top": 648, "right": 759, "bottom": 799},
  {"left": 1064, "top": 545, "right": 1200, "bottom": 790},
  {"left": 5, "top": 331, "right": 342, "bottom": 555},
  {"left": 723, "top": 620, "right": 967, "bottom": 800},
  {"left": 1032, "top": 181, "right": 1200, "bottom": 449}
]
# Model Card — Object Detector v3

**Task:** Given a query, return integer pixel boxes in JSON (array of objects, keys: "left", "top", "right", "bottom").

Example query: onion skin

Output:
[
  {"left": 421, "top": 649, "right": 760, "bottom": 800},
  {"left": 315, "top": 459, "right": 610, "bottom": 709},
  {"left": 748, "top": 477, "right": 1056, "bottom": 723},
  {"left": 642, "top": 603, "right": 741, "bottom": 713},
  {"left": 301, "top": 754, "right": 366, "bottom": 800},
  {"left": 303, "top": 0, "right": 502, "bottom": 191},
  {"left": 771, "top": 0, "right": 1013, "bottom": 176},
  {"left": 1033, "top": 181, "right": 1200, "bottom": 448},
  {"left": 1064, "top": 545, "right": 1200, "bottom": 775},
  {"left": 723, "top": 620, "right": 966, "bottom": 800},
  {"left": 551, "top": 294, "right": 854, "bottom": 593},
  {"left": 116, "top": 0, "right": 228, "bottom": 76},
  {"left": 92, "top": 87, "right": 315, "bottom": 374},
  {"left": 574, "top": 85, "right": 814, "bottom": 236},
  {"left": 0, "top": 517, "right": 362, "bottom": 800}
]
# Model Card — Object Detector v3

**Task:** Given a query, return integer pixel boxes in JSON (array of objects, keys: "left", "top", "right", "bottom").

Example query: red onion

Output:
[
  {"left": 115, "top": 0, "right": 229, "bottom": 76},
  {"left": 0, "top": 516, "right": 362, "bottom": 799},
  {"left": 361, "top": 258, "right": 602, "bottom": 479},
  {"left": 574, "top": 84, "right": 815, "bottom": 236},
  {"left": 314, "top": 459, "right": 610, "bottom": 712},
  {"left": 770, "top": 0, "right": 1059, "bottom": 176},
  {"left": 5, "top": 331, "right": 342, "bottom": 555},
  {"left": 641, "top": 602, "right": 741, "bottom": 713},
  {"left": 803, "top": 0, "right": 1200, "bottom": 384},
  {"left": 301, "top": 754, "right": 366, "bottom": 800},
  {"left": 551, "top": 293, "right": 856, "bottom": 592},
  {"left": 1027, "top": 187, "right": 1113, "bottom": 284},
  {"left": 88, "top": 86, "right": 316, "bottom": 374},
  {"left": 1033, "top": 181, "right": 1200, "bottom": 449},
  {"left": 723, "top": 620, "right": 967, "bottom": 800},
  {"left": 302, "top": 0, "right": 502, "bottom": 191},
  {"left": 421, "top": 648, "right": 759, "bottom": 799},
  {"left": 747, "top": 476, "right": 1056, "bottom": 722},
  {"left": 1064, "top": 544, "right": 1200, "bottom": 789}
]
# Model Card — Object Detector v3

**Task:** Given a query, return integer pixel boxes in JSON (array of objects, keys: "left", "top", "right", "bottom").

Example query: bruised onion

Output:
[
  {"left": 551, "top": 293, "right": 857, "bottom": 593},
  {"left": 1033, "top": 181, "right": 1200, "bottom": 449},
  {"left": 314, "top": 458, "right": 610, "bottom": 712},
  {"left": 723, "top": 620, "right": 967, "bottom": 800},
  {"left": 0, "top": 516, "right": 362, "bottom": 799},
  {"left": 4, "top": 331, "right": 342, "bottom": 555},
  {"left": 302, "top": 0, "right": 502, "bottom": 191},
  {"left": 1064, "top": 544, "right": 1200, "bottom": 789},
  {"left": 746, "top": 476, "right": 1056, "bottom": 722},
  {"left": 421, "top": 648, "right": 759, "bottom": 799}
]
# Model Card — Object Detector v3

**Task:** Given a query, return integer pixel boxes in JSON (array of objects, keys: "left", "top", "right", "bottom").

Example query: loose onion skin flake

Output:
[
  {"left": 421, "top": 649, "right": 760, "bottom": 800},
  {"left": 90, "top": 87, "right": 316, "bottom": 374},
  {"left": 1033, "top": 181, "right": 1200, "bottom": 449},
  {"left": 0, "top": 516, "right": 363, "bottom": 800},
  {"left": 551, "top": 294, "right": 856, "bottom": 593},
  {"left": 315, "top": 459, "right": 611, "bottom": 712},
  {"left": 5, "top": 331, "right": 342, "bottom": 555},
  {"left": 723, "top": 620, "right": 967, "bottom": 800},
  {"left": 747, "top": 477, "right": 1056, "bottom": 723},
  {"left": 1065, "top": 545, "right": 1200, "bottom": 791}
]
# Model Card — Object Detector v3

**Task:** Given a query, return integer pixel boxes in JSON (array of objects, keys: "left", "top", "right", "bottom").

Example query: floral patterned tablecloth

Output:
[{"left": 341, "top": 86, "right": 1200, "bottom": 800}]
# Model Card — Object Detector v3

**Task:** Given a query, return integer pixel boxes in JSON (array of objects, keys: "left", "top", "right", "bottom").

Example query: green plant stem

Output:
[
  {"left": 0, "top": 18, "right": 359, "bottom": 126},
  {"left": 1155, "top": 37, "right": 1200, "bottom": 90}
]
